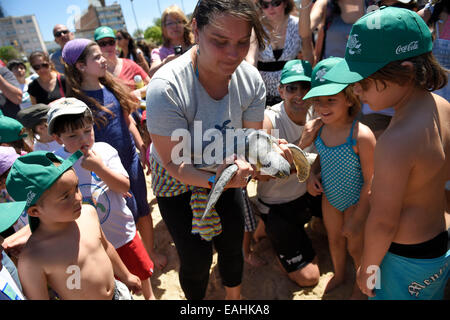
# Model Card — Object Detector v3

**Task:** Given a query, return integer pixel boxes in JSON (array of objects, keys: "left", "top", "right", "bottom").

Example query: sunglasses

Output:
[
  {"left": 284, "top": 83, "right": 310, "bottom": 94},
  {"left": 97, "top": 39, "right": 116, "bottom": 47},
  {"left": 54, "top": 30, "right": 69, "bottom": 37},
  {"left": 260, "top": 0, "right": 283, "bottom": 10},
  {"left": 116, "top": 36, "right": 123, "bottom": 40},
  {"left": 32, "top": 63, "right": 50, "bottom": 71}
]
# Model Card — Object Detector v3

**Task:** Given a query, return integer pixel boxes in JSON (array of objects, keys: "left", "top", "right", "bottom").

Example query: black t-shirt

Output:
[
  {"left": 0, "top": 67, "right": 21, "bottom": 118},
  {"left": 28, "top": 74, "right": 66, "bottom": 104}
]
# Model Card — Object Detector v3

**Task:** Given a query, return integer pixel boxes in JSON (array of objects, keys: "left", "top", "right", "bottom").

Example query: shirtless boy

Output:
[
  {"left": 4, "top": 151, "right": 142, "bottom": 299},
  {"left": 325, "top": 6, "right": 450, "bottom": 299}
]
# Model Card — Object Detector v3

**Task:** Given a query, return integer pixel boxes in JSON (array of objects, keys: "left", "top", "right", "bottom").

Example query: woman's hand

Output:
[{"left": 215, "top": 156, "right": 254, "bottom": 189}]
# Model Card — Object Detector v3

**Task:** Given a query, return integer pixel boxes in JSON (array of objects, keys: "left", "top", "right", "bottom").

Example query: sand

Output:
[{"left": 135, "top": 178, "right": 450, "bottom": 300}]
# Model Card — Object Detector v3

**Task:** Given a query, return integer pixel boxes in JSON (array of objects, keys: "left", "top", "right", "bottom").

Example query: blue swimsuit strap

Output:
[
  {"left": 346, "top": 120, "right": 358, "bottom": 146},
  {"left": 316, "top": 120, "right": 357, "bottom": 146}
]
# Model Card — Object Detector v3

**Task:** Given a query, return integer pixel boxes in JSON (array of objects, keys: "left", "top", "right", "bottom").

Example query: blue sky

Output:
[{"left": 0, "top": 0, "right": 198, "bottom": 42}]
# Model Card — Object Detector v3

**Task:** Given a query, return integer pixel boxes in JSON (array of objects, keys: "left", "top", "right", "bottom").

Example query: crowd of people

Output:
[{"left": 0, "top": 0, "right": 449, "bottom": 301}]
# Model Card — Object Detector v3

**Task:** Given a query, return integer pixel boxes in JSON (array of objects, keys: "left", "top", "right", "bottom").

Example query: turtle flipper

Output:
[
  {"left": 201, "top": 164, "right": 239, "bottom": 220},
  {"left": 286, "top": 143, "right": 311, "bottom": 182}
]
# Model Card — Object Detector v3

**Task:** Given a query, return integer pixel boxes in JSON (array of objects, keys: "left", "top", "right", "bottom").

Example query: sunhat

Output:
[
  {"left": 0, "top": 115, "right": 27, "bottom": 143},
  {"left": 303, "top": 57, "right": 348, "bottom": 100},
  {"left": 0, "top": 146, "right": 19, "bottom": 176},
  {"left": 6, "top": 59, "right": 26, "bottom": 71},
  {"left": 47, "top": 97, "right": 92, "bottom": 135},
  {"left": 4, "top": 150, "right": 82, "bottom": 232},
  {"left": 324, "top": 6, "right": 433, "bottom": 84},
  {"left": 280, "top": 60, "right": 312, "bottom": 84},
  {"left": 16, "top": 104, "right": 50, "bottom": 130}
]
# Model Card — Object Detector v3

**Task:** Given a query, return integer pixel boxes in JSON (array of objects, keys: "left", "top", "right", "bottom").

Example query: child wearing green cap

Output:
[
  {"left": 304, "top": 57, "right": 376, "bottom": 299},
  {"left": 0, "top": 115, "right": 32, "bottom": 154},
  {"left": 4, "top": 151, "right": 142, "bottom": 299},
  {"left": 324, "top": 6, "right": 449, "bottom": 300}
]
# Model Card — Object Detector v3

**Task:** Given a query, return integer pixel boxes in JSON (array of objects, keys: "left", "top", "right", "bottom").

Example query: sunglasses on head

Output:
[
  {"left": 54, "top": 30, "right": 69, "bottom": 37},
  {"left": 260, "top": 0, "right": 283, "bottom": 10},
  {"left": 97, "top": 39, "right": 116, "bottom": 47},
  {"left": 32, "top": 63, "right": 49, "bottom": 71}
]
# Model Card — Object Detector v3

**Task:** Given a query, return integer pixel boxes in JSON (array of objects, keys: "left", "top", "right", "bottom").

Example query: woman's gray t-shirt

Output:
[{"left": 147, "top": 48, "right": 266, "bottom": 168}]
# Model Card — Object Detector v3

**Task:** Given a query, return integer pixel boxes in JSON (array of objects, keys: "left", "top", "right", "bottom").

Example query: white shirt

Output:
[
  {"left": 257, "top": 102, "right": 316, "bottom": 204},
  {"left": 55, "top": 142, "right": 136, "bottom": 248}
]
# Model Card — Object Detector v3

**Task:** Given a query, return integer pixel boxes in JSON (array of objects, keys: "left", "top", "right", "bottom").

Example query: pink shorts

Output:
[{"left": 116, "top": 233, "right": 154, "bottom": 280}]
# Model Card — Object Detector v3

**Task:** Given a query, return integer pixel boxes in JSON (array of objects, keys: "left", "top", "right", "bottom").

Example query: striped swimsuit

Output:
[{"left": 315, "top": 120, "right": 364, "bottom": 212}]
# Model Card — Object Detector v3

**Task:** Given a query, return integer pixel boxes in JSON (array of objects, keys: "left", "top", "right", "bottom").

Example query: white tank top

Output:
[{"left": 257, "top": 102, "right": 316, "bottom": 204}]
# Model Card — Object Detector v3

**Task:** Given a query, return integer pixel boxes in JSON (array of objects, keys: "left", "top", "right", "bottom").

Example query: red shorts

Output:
[{"left": 116, "top": 233, "right": 154, "bottom": 280}]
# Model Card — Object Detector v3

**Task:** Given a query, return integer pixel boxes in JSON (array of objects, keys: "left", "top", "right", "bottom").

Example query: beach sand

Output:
[{"left": 134, "top": 178, "right": 450, "bottom": 300}]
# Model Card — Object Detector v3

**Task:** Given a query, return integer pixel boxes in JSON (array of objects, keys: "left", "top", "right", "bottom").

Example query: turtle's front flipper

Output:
[
  {"left": 286, "top": 143, "right": 311, "bottom": 182},
  {"left": 202, "top": 164, "right": 239, "bottom": 220}
]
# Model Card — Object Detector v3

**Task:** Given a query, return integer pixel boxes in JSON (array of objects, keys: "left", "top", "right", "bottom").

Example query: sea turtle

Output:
[{"left": 197, "top": 129, "right": 312, "bottom": 220}]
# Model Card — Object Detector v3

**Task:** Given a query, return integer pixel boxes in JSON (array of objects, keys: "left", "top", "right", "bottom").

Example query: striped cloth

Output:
[
  {"left": 150, "top": 156, "right": 222, "bottom": 241},
  {"left": 150, "top": 156, "right": 190, "bottom": 197},
  {"left": 190, "top": 187, "right": 222, "bottom": 241}
]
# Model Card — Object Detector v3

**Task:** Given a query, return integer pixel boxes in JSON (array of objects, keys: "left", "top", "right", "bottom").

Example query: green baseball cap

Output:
[
  {"left": 94, "top": 26, "right": 116, "bottom": 41},
  {"left": 324, "top": 7, "right": 433, "bottom": 84},
  {"left": 0, "top": 115, "right": 27, "bottom": 143},
  {"left": 303, "top": 57, "right": 349, "bottom": 100},
  {"left": 0, "top": 203, "right": 23, "bottom": 233},
  {"left": 280, "top": 60, "right": 312, "bottom": 84},
  {"left": 4, "top": 150, "right": 83, "bottom": 232}
]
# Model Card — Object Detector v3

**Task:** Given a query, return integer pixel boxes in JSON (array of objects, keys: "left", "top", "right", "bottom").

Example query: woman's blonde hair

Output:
[
  {"left": 161, "top": 5, "right": 194, "bottom": 48},
  {"left": 64, "top": 42, "right": 139, "bottom": 128}
]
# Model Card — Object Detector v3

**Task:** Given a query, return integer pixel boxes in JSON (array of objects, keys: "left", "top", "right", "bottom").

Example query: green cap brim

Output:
[
  {"left": 0, "top": 201, "right": 26, "bottom": 233},
  {"left": 324, "top": 59, "right": 387, "bottom": 84},
  {"left": 303, "top": 82, "right": 348, "bottom": 100},
  {"left": 280, "top": 75, "right": 311, "bottom": 84}
]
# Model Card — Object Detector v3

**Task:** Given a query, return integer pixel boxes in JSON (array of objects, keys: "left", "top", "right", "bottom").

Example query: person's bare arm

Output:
[
  {"left": 357, "top": 136, "right": 412, "bottom": 297},
  {"left": 18, "top": 249, "right": 50, "bottom": 299},
  {"left": 149, "top": 53, "right": 177, "bottom": 77},
  {"left": 0, "top": 74, "right": 22, "bottom": 105},
  {"left": 80, "top": 148, "right": 130, "bottom": 194},
  {"left": 126, "top": 113, "right": 149, "bottom": 171},
  {"left": 343, "top": 124, "right": 376, "bottom": 238},
  {"left": 137, "top": 52, "right": 151, "bottom": 76},
  {"left": 298, "top": 118, "right": 323, "bottom": 150},
  {"left": 98, "top": 217, "right": 141, "bottom": 295},
  {"left": 2, "top": 225, "right": 31, "bottom": 258},
  {"left": 298, "top": 0, "right": 315, "bottom": 66},
  {"left": 310, "top": 0, "right": 327, "bottom": 32},
  {"left": 245, "top": 29, "right": 259, "bottom": 67}
]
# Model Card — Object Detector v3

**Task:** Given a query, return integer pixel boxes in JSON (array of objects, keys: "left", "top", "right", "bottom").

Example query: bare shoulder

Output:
[
  {"left": 80, "top": 203, "right": 100, "bottom": 223},
  {"left": 355, "top": 121, "right": 376, "bottom": 142},
  {"left": 355, "top": 121, "right": 376, "bottom": 154}
]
